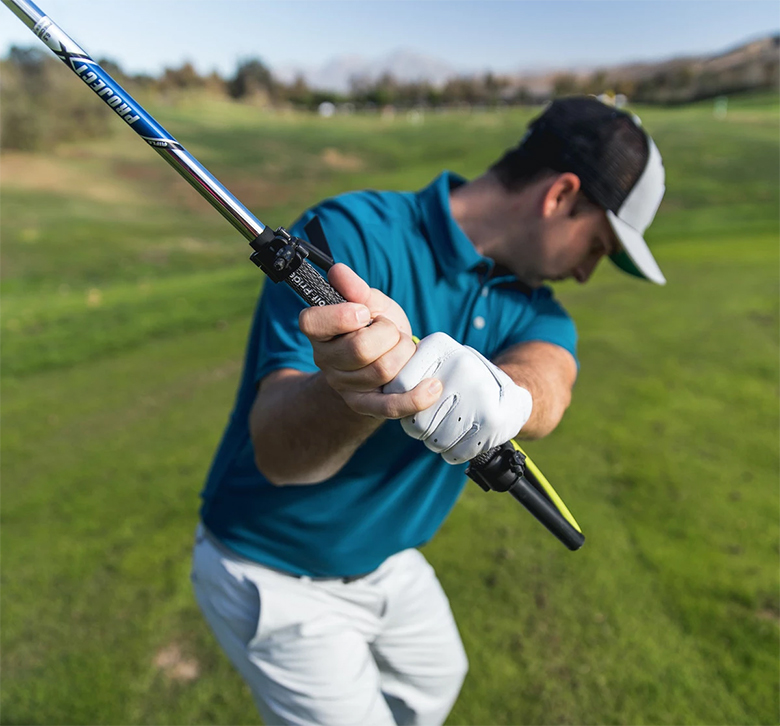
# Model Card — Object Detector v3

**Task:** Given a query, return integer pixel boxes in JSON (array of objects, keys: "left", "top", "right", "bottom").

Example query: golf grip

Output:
[
  {"left": 3, "top": 0, "right": 582, "bottom": 550},
  {"left": 288, "top": 262, "right": 583, "bottom": 550},
  {"left": 287, "top": 260, "right": 347, "bottom": 306}
]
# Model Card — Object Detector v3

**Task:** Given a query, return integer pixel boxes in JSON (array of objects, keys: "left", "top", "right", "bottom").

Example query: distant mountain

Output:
[
  {"left": 275, "top": 48, "right": 459, "bottom": 93},
  {"left": 507, "top": 34, "right": 779, "bottom": 93},
  {"left": 571, "top": 33, "right": 780, "bottom": 102},
  {"left": 273, "top": 34, "right": 779, "bottom": 102}
]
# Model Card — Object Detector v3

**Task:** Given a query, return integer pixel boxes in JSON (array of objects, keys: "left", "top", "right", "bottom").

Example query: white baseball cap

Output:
[
  {"left": 606, "top": 133, "right": 666, "bottom": 284},
  {"left": 516, "top": 97, "right": 667, "bottom": 284}
]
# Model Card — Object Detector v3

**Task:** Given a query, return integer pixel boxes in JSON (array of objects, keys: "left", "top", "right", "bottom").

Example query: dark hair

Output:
[
  {"left": 489, "top": 97, "right": 649, "bottom": 211},
  {"left": 489, "top": 145, "right": 601, "bottom": 214},
  {"left": 489, "top": 143, "right": 559, "bottom": 192}
]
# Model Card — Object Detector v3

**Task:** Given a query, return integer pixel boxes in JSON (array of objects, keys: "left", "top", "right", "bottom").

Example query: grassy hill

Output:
[{"left": 1, "top": 95, "right": 778, "bottom": 724}]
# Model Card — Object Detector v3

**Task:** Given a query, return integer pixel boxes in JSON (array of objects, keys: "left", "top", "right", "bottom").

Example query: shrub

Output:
[{"left": 0, "top": 45, "right": 114, "bottom": 151}]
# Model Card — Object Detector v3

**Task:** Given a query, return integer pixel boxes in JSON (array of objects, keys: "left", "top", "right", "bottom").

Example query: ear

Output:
[{"left": 541, "top": 172, "right": 582, "bottom": 219}]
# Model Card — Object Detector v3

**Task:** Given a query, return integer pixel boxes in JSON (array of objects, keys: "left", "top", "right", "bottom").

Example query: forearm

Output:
[
  {"left": 494, "top": 342, "right": 576, "bottom": 440},
  {"left": 250, "top": 369, "right": 383, "bottom": 485},
  {"left": 497, "top": 363, "right": 569, "bottom": 439}
]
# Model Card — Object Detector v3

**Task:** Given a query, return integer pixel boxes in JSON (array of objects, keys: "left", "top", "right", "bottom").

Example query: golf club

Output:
[{"left": 3, "top": 0, "right": 585, "bottom": 550}]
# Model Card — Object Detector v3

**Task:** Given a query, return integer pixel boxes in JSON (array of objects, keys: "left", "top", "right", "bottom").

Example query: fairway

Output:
[{"left": 1, "top": 96, "right": 778, "bottom": 725}]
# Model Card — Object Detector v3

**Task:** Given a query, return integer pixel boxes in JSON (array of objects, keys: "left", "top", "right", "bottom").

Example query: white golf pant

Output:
[{"left": 191, "top": 524, "right": 468, "bottom": 726}]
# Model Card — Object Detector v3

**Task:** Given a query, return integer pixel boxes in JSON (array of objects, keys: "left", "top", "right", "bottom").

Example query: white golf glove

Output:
[{"left": 384, "top": 332, "right": 533, "bottom": 465}]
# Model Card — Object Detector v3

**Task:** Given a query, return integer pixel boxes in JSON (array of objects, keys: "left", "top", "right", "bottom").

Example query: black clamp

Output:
[
  {"left": 249, "top": 226, "right": 308, "bottom": 283},
  {"left": 465, "top": 442, "right": 526, "bottom": 493},
  {"left": 249, "top": 221, "right": 336, "bottom": 284}
]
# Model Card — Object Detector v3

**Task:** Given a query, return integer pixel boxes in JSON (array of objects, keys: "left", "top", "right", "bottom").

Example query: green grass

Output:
[{"left": 2, "top": 95, "right": 778, "bottom": 725}]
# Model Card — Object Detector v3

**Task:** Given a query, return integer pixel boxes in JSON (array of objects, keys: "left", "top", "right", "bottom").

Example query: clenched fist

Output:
[
  {"left": 298, "top": 264, "right": 443, "bottom": 420},
  {"left": 384, "top": 332, "right": 533, "bottom": 464}
]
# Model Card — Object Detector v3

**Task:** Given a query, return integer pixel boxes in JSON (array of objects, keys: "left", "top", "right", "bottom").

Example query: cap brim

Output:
[{"left": 607, "top": 211, "right": 666, "bottom": 285}]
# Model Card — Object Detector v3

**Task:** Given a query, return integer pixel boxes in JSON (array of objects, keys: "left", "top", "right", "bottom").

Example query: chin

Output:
[{"left": 547, "top": 271, "right": 574, "bottom": 283}]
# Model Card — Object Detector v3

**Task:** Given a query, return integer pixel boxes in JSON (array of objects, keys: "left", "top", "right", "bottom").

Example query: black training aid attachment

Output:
[
  {"left": 250, "top": 227, "right": 344, "bottom": 307},
  {"left": 468, "top": 444, "right": 585, "bottom": 550},
  {"left": 249, "top": 228, "right": 584, "bottom": 551}
]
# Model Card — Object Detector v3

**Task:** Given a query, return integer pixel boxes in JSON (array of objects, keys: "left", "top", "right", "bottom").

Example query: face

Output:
[
  {"left": 537, "top": 206, "right": 621, "bottom": 285},
  {"left": 502, "top": 173, "right": 621, "bottom": 288}
]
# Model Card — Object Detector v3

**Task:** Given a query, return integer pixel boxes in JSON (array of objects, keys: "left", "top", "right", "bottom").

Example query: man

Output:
[{"left": 191, "top": 96, "right": 666, "bottom": 725}]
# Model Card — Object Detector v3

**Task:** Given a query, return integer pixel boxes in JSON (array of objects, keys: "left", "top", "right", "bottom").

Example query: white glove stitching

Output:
[
  {"left": 427, "top": 346, "right": 460, "bottom": 377},
  {"left": 419, "top": 393, "right": 459, "bottom": 441},
  {"left": 387, "top": 332, "right": 533, "bottom": 464},
  {"left": 436, "top": 422, "right": 480, "bottom": 458},
  {"left": 468, "top": 347, "right": 506, "bottom": 403}
]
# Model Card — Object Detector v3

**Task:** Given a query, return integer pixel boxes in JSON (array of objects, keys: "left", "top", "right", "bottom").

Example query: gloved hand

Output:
[{"left": 383, "top": 332, "right": 533, "bottom": 464}]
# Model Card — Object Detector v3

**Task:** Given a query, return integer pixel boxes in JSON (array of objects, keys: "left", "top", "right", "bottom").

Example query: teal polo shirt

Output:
[{"left": 200, "top": 172, "right": 577, "bottom": 577}]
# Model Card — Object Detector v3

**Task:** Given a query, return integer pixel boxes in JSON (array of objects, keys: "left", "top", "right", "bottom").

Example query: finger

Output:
[
  {"left": 330, "top": 264, "right": 414, "bottom": 337},
  {"left": 343, "top": 378, "right": 443, "bottom": 419},
  {"left": 327, "top": 333, "right": 417, "bottom": 391},
  {"left": 299, "top": 302, "right": 371, "bottom": 342},
  {"left": 328, "top": 263, "right": 372, "bottom": 306},
  {"left": 317, "top": 316, "right": 402, "bottom": 373}
]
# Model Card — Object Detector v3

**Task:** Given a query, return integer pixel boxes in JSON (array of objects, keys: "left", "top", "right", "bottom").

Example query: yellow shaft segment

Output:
[{"left": 511, "top": 440, "right": 582, "bottom": 533}]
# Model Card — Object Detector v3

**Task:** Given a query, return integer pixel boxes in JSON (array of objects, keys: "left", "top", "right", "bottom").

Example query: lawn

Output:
[{"left": 1, "top": 94, "right": 778, "bottom": 725}]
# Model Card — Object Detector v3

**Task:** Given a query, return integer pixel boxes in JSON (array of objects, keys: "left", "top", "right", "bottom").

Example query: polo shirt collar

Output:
[{"left": 417, "top": 171, "right": 488, "bottom": 282}]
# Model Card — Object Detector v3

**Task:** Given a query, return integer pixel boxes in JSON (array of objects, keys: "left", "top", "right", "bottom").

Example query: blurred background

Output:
[{"left": 1, "top": 1, "right": 778, "bottom": 724}]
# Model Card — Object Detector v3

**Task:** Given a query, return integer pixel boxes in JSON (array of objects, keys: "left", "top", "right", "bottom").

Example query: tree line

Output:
[{"left": 2, "top": 40, "right": 777, "bottom": 151}]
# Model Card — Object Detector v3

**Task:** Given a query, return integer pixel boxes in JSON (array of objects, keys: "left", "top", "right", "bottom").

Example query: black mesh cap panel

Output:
[{"left": 509, "top": 97, "right": 649, "bottom": 213}]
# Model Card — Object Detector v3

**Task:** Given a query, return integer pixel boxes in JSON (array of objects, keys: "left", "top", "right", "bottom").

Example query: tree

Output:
[
  {"left": 228, "top": 58, "right": 276, "bottom": 100},
  {"left": 483, "top": 71, "right": 510, "bottom": 105},
  {"left": 160, "top": 61, "right": 205, "bottom": 91},
  {"left": 582, "top": 70, "right": 608, "bottom": 96},
  {"left": 552, "top": 73, "right": 581, "bottom": 97},
  {"left": 283, "top": 74, "right": 312, "bottom": 107},
  {"left": 1, "top": 45, "right": 112, "bottom": 150}
]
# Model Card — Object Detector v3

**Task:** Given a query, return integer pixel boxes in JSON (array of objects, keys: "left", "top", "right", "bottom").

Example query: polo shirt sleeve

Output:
[
  {"left": 503, "top": 288, "right": 579, "bottom": 366},
  {"left": 253, "top": 199, "right": 377, "bottom": 386}
]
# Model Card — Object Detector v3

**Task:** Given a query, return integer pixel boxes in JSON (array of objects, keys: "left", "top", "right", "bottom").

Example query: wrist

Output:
[
  {"left": 385, "top": 332, "right": 535, "bottom": 463},
  {"left": 312, "top": 372, "right": 386, "bottom": 430},
  {"left": 514, "top": 384, "right": 534, "bottom": 431}
]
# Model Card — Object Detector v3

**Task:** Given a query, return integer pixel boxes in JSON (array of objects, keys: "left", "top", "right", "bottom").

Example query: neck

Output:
[
  {"left": 449, "top": 173, "right": 511, "bottom": 260},
  {"left": 450, "top": 173, "right": 545, "bottom": 288}
]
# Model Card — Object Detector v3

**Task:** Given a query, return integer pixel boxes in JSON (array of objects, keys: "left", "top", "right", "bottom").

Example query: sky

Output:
[{"left": 2, "top": 1, "right": 778, "bottom": 77}]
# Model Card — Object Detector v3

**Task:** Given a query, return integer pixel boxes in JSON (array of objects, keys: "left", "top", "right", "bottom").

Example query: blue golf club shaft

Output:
[
  {"left": 3, "top": 0, "right": 584, "bottom": 550},
  {"left": 2, "top": 0, "right": 266, "bottom": 242}
]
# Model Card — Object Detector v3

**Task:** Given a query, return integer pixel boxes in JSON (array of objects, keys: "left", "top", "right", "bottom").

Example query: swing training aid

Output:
[{"left": 3, "top": 0, "right": 585, "bottom": 550}]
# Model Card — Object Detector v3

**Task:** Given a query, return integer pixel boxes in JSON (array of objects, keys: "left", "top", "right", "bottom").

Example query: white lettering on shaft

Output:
[
  {"left": 30, "top": 19, "right": 142, "bottom": 128},
  {"left": 68, "top": 59, "right": 142, "bottom": 126}
]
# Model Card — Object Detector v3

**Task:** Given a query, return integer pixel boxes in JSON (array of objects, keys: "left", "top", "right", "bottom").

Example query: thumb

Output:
[{"left": 328, "top": 263, "right": 371, "bottom": 306}]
